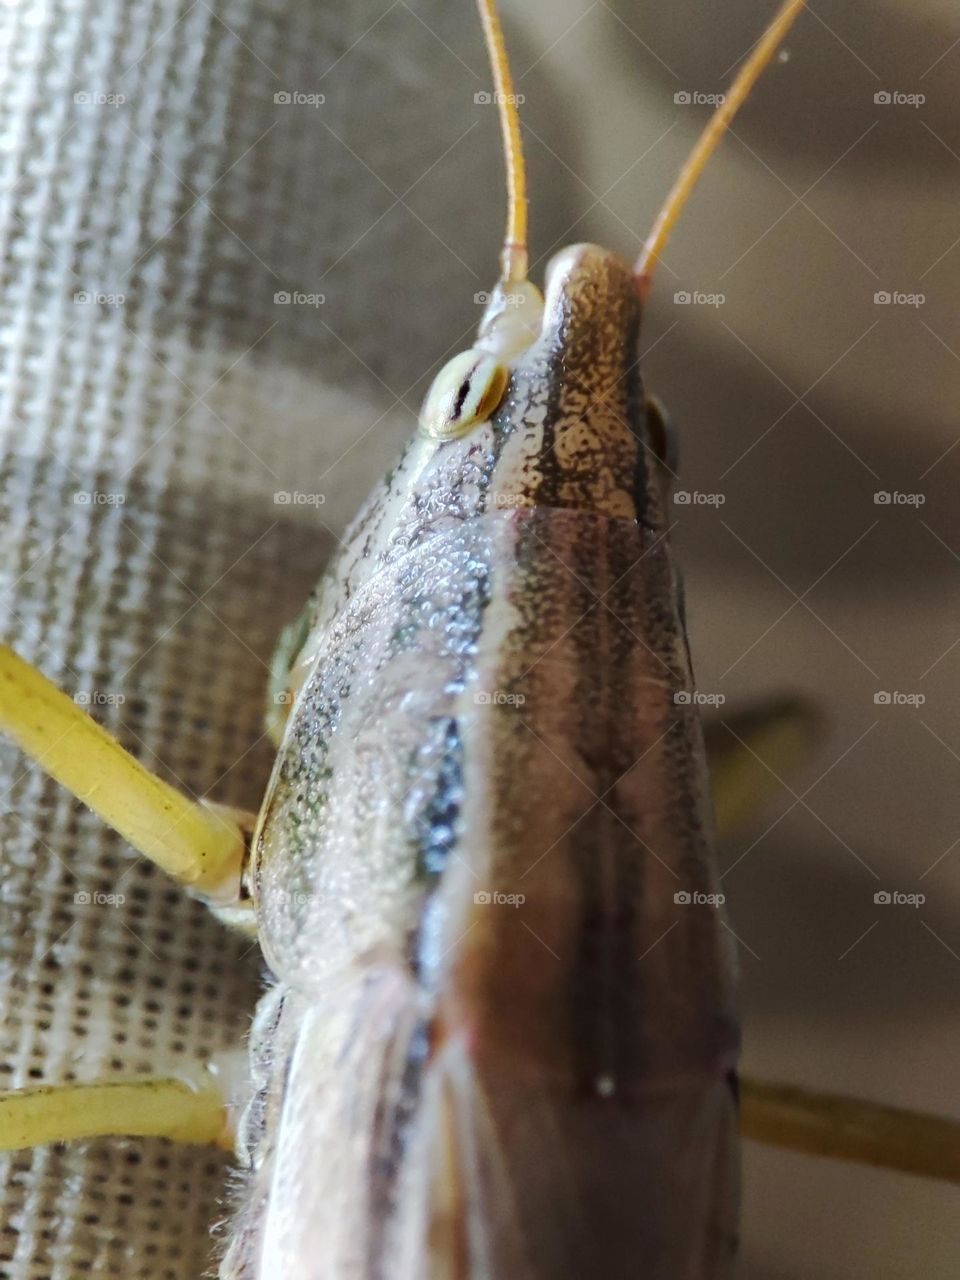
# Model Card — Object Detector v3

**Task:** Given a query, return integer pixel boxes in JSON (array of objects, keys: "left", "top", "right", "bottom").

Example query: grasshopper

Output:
[{"left": 1, "top": 1, "right": 958, "bottom": 1277}]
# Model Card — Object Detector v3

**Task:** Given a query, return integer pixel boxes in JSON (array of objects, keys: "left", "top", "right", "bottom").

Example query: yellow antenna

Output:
[
  {"left": 476, "top": 0, "right": 529, "bottom": 284},
  {"left": 636, "top": 0, "right": 805, "bottom": 296}
]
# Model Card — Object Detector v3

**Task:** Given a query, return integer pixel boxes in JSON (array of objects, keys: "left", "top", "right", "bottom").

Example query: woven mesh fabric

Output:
[
  {"left": 6, "top": 0, "right": 957, "bottom": 1276},
  {"left": 0, "top": 1, "right": 563, "bottom": 1275}
]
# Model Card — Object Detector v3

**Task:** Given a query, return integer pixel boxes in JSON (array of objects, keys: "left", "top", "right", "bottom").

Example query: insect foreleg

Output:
[{"left": 0, "top": 644, "right": 256, "bottom": 922}]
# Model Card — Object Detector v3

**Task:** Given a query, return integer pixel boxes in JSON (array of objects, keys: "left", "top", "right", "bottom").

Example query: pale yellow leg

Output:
[
  {"left": 709, "top": 712, "right": 960, "bottom": 1184},
  {"left": 742, "top": 1077, "right": 960, "bottom": 1183},
  {"left": 0, "top": 644, "right": 251, "bottom": 906},
  {"left": 0, "top": 1075, "right": 232, "bottom": 1152},
  {"left": 704, "top": 695, "right": 822, "bottom": 838}
]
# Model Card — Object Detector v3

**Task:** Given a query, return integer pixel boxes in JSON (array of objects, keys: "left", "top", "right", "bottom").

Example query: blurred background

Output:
[{"left": 0, "top": 0, "right": 957, "bottom": 1276}]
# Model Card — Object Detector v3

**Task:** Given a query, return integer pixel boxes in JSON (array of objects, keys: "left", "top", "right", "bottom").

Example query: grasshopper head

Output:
[
  {"left": 417, "top": 243, "right": 671, "bottom": 531},
  {"left": 485, "top": 242, "right": 655, "bottom": 524},
  {"left": 537, "top": 241, "right": 643, "bottom": 384}
]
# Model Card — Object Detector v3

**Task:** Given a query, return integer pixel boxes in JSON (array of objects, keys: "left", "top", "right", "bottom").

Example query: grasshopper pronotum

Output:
[{"left": 0, "top": 1, "right": 958, "bottom": 1277}]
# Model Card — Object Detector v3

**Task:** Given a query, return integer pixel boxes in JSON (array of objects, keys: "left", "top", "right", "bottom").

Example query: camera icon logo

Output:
[
  {"left": 673, "top": 490, "right": 691, "bottom": 504},
  {"left": 874, "top": 890, "right": 891, "bottom": 904},
  {"left": 74, "top": 891, "right": 91, "bottom": 905},
  {"left": 674, "top": 91, "right": 691, "bottom": 105},
  {"left": 874, "top": 691, "right": 891, "bottom": 705},
  {"left": 874, "top": 291, "right": 891, "bottom": 304},
  {"left": 673, "top": 891, "right": 692, "bottom": 904},
  {"left": 474, "top": 91, "right": 492, "bottom": 105},
  {"left": 274, "top": 291, "right": 291, "bottom": 304},
  {"left": 474, "top": 891, "right": 492, "bottom": 904},
  {"left": 874, "top": 91, "right": 891, "bottom": 105},
  {"left": 674, "top": 290, "right": 691, "bottom": 304},
  {"left": 273, "top": 691, "right": 292, "bottom": 705},
  {"left": 274, "top": 91, "right": 292, "bottom": 104},
  {"left": 673, "top": 691, "right": 692, "bottom": 705}
]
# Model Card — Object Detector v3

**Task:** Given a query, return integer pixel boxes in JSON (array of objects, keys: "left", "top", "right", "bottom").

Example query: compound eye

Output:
[{"left": 419, "top": 350, "right": 509, "bottom": 441}]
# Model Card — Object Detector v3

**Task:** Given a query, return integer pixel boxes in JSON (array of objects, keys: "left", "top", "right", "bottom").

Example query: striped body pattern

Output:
[{"left": 222, "top": 246, "right": 739, "bottom": 1279}]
